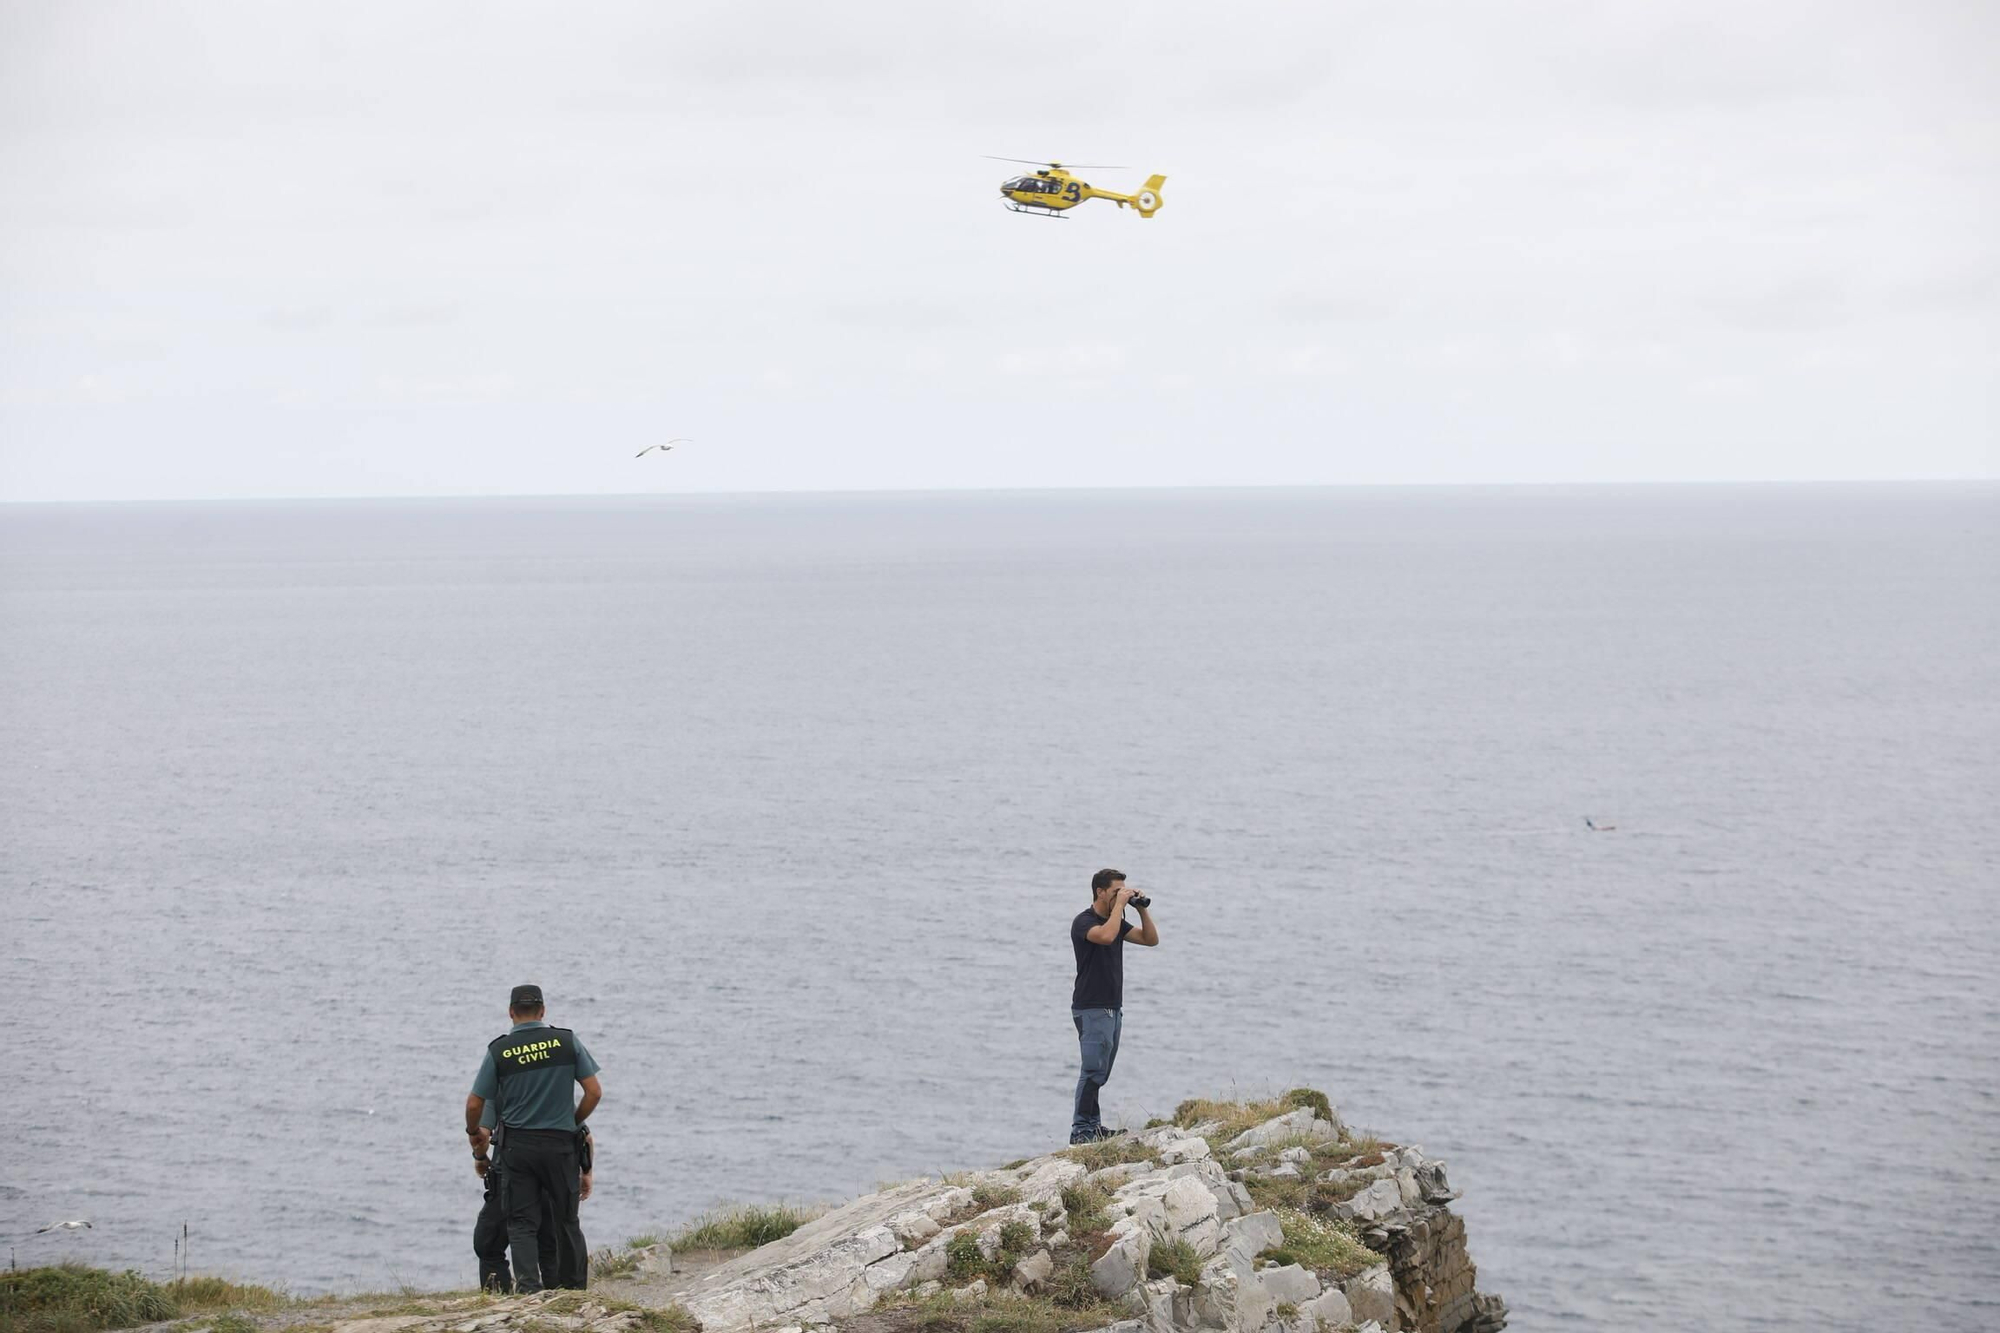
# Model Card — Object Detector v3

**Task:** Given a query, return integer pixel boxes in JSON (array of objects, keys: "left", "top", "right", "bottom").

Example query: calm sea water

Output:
[{"left": 2, "top": 486, "right": 1995, "bottom": 1331}]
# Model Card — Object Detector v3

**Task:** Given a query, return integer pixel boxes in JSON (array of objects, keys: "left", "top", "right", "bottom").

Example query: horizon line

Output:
[{"left": 3, "top": 475, "right": 1996, "bottom": 507}]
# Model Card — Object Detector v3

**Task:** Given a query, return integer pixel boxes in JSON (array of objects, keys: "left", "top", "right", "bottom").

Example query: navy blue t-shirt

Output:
[{"left": 1072, "top": 908, "right": 1135, "bottom": 1010}]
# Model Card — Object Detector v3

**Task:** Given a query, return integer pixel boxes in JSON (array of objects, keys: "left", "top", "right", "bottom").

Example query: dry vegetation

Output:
[{"left": 0, "top": 1266, "right": 288, "bottom": 1333}]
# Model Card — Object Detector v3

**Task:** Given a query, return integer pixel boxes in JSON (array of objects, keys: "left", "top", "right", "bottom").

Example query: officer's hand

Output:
[
  {"left": 579, "top": 1172, "right": 593, "bottom": 1202},
  {"left": 474, "top": 1157, "right": 490, "bottom": 1179},
  {"left": 470, "top": 1126, "right": 492, "bottom": 1153}
]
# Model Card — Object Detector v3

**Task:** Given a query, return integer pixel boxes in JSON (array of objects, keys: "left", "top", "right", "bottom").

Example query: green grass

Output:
[
  {"left": 1055, "top": 1138, "right": 1156, "bottom": 1173},
  {"left": 967, "top": 1296, "right": 1128, "bottom": 1333},
  {"left": 579, "top": 1297, "right": 697, "bottom": 1333},
  {"left": 1173, "top": 1096, "right": 1283, "bottom": 1135},
  {"left": 886, "top": 1284, "right": 1130, "bottom": 1333},
  {"left": 666, "top": 1203, "right": 819, "bottom": 1251},
  {"left": 1041, "top": 1255, "right": 1100, "bottom": 1311},
  {"left": 1309, "top": 1137, "right": 1383, "bottom": 1171},
  {"left": 1309, "top": 1174, "right": 1378, "bottom": 1209},
  {"left": 970, "top": 1183, "right": 1023, "bottom": 1211},
  {"left": 1057, "top": 1182, "right": 1111, "bottom": 1236},
  {"left": 1144, "top": 1239, "right": 1204, "bottom": 1288},
  {"left": 944, "top": 1232, "right": 986, "bottom": 1282},
  {"left": 1278, "top": 1088, "right": 1334, "bottom": 1122},
  {"left": 590, "top": 1247, "right": 645, "bottom": 1281},
  {"left": 943, "top": 1219, "right": 1042, "bottom": 1287},
  {"left": 0, "top": 1266, "right": 288, "bottom": 1333},
  {"left": 625, "top": 1233, "right": 665, "bottom": 1250},
  {"left": 1243, "top": 1172, "right": 1310, "bottom": 1211},
  {"left": 514, "top": 1318, "right": 567, "bottom": 1333},
  {"left": 997, "top": 1221, "right": 1035, "bottom": 1257},
  {"left": 1261, "top": 1210, "right": 1383, "bottom": 1280},
  {"left": 545, "top": 1294, "right": 693, "bottom": 1333},
  {"left": 632, "top": 1307, "right": 699, "bottom": 1333}
]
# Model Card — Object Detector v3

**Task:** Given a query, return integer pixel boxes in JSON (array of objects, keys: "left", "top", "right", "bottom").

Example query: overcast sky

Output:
[{"left": 1, "top": 0, "right": 1994, "bottom": 501}]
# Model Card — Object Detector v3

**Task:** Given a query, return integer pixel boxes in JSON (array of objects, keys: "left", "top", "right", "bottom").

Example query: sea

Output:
[{"left": 1, "top": 484, "right": 1995, "bottom": 1332}]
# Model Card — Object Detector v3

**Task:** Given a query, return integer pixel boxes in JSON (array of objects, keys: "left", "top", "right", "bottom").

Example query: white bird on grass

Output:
[
  {"left": 38, "top": 1220, "right": 92, "bottom": 1232},
  {"left": 635, "top": 439, "right": 691, "bottom": 458}
]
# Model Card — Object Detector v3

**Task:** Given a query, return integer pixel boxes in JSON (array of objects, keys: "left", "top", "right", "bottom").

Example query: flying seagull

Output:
[
  {"left": 38, "top": 1220, "right": 92, "bottom": 1232},
  {"left": 635, "top": 439, "right": 691, "bottom": 458},
  {"left": 1584, "top": 817, "right": 1617, "bottom": 832}
]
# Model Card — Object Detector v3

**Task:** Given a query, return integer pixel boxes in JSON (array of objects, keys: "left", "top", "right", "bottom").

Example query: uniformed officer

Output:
[
  {"left": 472, "top": 1105, "right": 594, "bottom": 1290},
  {"left": 465, "top": 984, "right": 603, "bottom": 1294}
]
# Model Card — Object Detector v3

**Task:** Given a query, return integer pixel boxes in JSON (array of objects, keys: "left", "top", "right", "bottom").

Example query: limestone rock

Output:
[
  {"left": 907, "top": 1232, "right": 952, "bottom": 1285},
  {"left": 1306, "top": 1287, "right": 1353, "bottom": 1327},
  {"left": 1190, "top": 1256, "right": 1265, "bottom": 1333},
  {"left": 1135, "top": 1277, "right": 1191, "bottom": 1333},
  {"left": 1012, "top": 1249, "right": 1054, "bottom": 1292},
  {"left": 680, "top": 1215, "right": 902, "bottom": 1328},
  {"left": 1415, "top": 1158, "right": 1460, "bottom": 1203},
  {"left": 1159, "top": 1174, "right": 1223, "bottom": 1254},
  {"left": 1222, "top": 1109, "right": 1342, "bottom": 1153},
  {"left": 1012, "top": 1158, "right": 1088, "bottom": 1205},
  {"left": 1090, "top": 1161, "right": 1157, "bottom": 1190},
  {"left": 924, "top": 1188, "right": 974, "bottom": 1220},
  {"left": 1218, "top": 1212, "right": 1284, "bottom": 1274},
  {"left": 1345, "top": 1179, "right": 1407, "bottom": 1225},
  {"left": 1091, "top": 1220, "right": 1154, "bottom": 1298},
  {"left": 1343, "top": 1264, "right": 1395, "bottom": 1327},
  {"left": 950, "top": 1280, "right": 987, "bottom": 1304},
  {"left": 1136, "top": 1126, "right": 1213, "bottom": 1167},
  {"left": 862, "top": 1251, "right": 916, "bottom": 1292},
  {"left": 1318, "top": 1163, "right": 1393, "bottom": 1188},
  {"left": 1256, "top": 1264, "right": 1321, "bottom": 1306},
  {"left": 890, "top": 1210, "right": 940, "bottom": 1247}
]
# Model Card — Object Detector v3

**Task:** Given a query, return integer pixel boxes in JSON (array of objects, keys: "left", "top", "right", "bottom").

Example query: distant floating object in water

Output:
[
  {"left": 635, "top": 439, "right": 691, "bottom": 458},
  {"left": 1584, "top": 817, "right": 1617, "bottom": 832},
  {"left": 38, "top": 1220, "right": 92, "bottom": 1232}
]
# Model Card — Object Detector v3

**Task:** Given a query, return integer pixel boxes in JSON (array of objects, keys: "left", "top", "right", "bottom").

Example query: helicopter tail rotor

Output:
[{"left": 1132, "top": 174, "right": 1166, "bottom": 218}]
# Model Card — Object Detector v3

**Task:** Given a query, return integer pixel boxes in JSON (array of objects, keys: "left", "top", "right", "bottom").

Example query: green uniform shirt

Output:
[{"left": 471, "top": 1020, "right": 601, "bottom": 1131}]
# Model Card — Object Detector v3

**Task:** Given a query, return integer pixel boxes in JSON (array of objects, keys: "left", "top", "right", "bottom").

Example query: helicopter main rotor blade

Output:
[{"left": 981, "top": 155, "right": 1129, "bottom": 168}]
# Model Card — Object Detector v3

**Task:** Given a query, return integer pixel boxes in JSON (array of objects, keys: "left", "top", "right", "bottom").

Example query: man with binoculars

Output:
[{"left": 1069, "top": 868, "right": 1159, "bottom": 1143}]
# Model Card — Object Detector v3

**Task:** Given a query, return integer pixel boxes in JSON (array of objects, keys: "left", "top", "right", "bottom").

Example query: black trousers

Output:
[
  {"left": 499, "top": 1128, "right": 587, "bottom": 1292},
  {"left": 474, "top": 1160, "right": 560, "bottom": 1292}
]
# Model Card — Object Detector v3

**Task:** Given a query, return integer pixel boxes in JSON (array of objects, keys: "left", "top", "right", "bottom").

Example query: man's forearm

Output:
[
  {"left": 465, "top": 1094, "right": 486, "bottom": 1136},
  {"left": 575, "top": 1088, "right": 600, "bottom": 1125},
  {"left": 1136, "top": 907, "right": 1159, "bottom": 945}
]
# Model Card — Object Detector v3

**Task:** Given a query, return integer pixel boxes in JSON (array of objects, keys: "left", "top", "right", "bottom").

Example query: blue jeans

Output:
[{"left": 1071, "top": 1007, "right": 1123, "bottom": 1139}]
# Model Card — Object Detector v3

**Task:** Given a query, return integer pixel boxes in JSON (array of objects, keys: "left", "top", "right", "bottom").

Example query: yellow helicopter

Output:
[{"left": 987, "top": 157, "right": 1166, "bottom": 219}]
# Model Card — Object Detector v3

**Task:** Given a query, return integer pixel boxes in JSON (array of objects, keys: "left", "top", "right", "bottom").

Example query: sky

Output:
[{"left": 0, "top": 0, "right": 1995, "bottom": 501}]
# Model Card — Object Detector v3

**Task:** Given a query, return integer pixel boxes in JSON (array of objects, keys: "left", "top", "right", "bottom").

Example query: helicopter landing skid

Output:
[{"left": 1003, "top": 201, "right": 1067, "bottom": 218}]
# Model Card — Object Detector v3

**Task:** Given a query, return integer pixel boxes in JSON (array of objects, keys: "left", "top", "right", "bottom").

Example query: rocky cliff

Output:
[{"left": 328, "top": 1093, "right": 1505, "bottom": 1333}]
